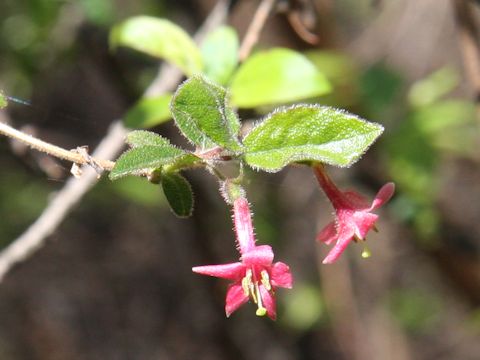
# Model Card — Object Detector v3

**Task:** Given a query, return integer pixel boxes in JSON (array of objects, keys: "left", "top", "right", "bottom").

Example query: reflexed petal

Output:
[
  {"left": 192, "top": 262, "right": 245, "bottom": 280},
  {"left": 241, "top": 245, "right": 274, "bottom": 266},
  {"left": 271, "top": 262, "right": 293, "bottom": 289},
  {"left": 259, "top": 285, "right": 276, "bottom": 320},
  {"left": 316, "top": 221, "right": 338, "bottom": 245},
  {"left": 370, "top": 182, "right": 395, "bottom": 210},
  {"left": 225, "top": 283, "right": 249, "bottom": 317},
  {"left": 322, "top": 225, "right": 355, "bottom": 264}
]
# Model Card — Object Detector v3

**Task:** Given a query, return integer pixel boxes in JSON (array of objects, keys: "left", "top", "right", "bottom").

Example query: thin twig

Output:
[
  {"left": 238, "top": 0, "right": 277, "bottom": 61},
  {"left": 0, "top": 121, "right": 115, "bottom": 170},
  {"left": 0, "top": 0, "right": 230, "bottom": 282}
]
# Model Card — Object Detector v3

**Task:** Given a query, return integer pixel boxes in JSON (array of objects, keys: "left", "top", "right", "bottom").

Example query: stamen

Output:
[
  {"left": 242, "top": 269, "right": 254, "bottom": 298},
  {"left": 250, "top": 282, "right": 257, "bottom": 303},
  {"left": 254, "top": 282, "right": 267, "bottom": 317},
  {"left": 242, "top": 277, "right": 249, "bottom": 296},
  {"left": 261, "top": 270, "right": 271, "bottom": 291}
]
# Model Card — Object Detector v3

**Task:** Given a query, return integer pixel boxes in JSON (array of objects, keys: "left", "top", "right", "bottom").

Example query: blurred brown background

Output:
[{"left": 0, "top": 0, "right": 479, "bottom": 359}]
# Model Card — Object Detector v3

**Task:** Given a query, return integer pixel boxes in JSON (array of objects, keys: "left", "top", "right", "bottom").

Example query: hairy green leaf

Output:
[
  {"left": 110, "top": 145, "right": 185, "bottom": 180},
  {"left": 126, "top": 130, "right": 173, "bottom": 148},
  {"left": 165, "top": 153, "right": 201, "bottom": 171},
  {"left": 243, "top": 105, "right": 383, "bottom": 171},
  {"left": 124, "top": 94, "right": 172, "bottom": 128},
  {"left": 110, "top": 16, "right": 202, "bottom": 75},
  {"left": 171, "top": 75, "right": 242, "bottom": 151},
  {"left": 161, "top": 172, "right": 194, "bottom": 217},
  {"left": 201, "top": 26, "right": 239, "bottom": 85},
  {"left": 230, "top": 48, "right": 331, "bottom": 108}
]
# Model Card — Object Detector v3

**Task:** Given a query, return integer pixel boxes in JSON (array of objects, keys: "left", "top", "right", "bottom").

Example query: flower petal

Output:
[
  {"left": 225, "top": 283, "right": 249, "bottom": 317},
  {"left": 353, "top": 212, "right": 378, "bottom": 239},
  {"left": 322, "top": 224, "right": 355, "bottom": 264},
  {"left": 370, "top": 182, "right": 395, "bottom": 210},
  {"left": 343, "top": 190, "right": 370, "bottom": 209},
  {"left": 270, "top": 262, "right": 293, "bottom": 289},
  {"left": 259, "top": 285, "right": 276, "bottom": 320},
  {"left": 316, "top": 221, "right": 338, "bottom": 245},
  {"left": 192, "top": 262, "right": 245, "bottom": 280},
  {"left": 241, "top": 245, "right": 274, "bottom": 266}
]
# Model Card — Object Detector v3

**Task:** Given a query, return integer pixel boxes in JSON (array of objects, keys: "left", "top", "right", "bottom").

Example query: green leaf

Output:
[
  {"left": 0, "top": 91, "right": 7, "bottom": 109},
  {"left": 124, "top": 94, "right": 172, "bottom": 128},
  {"left": 126, "top": 130, "right": 174, "bottom": 148},
  {"left": 110, "top": 145, "right": 185, "bottom": 180},
  {"left": 112, "top": 176, "right": 164, "bottom": 207},
  {"left": 230, "top": 48, "right": 331, "bottom": 108},
  {"left": 243, "top": 105, "right": 383, "bottom": 171},
  {"left": 305, "top": 50, "right": 358, "bottom": 85},
  {"left": 304, "top": 50, "right": 359, "bottom": 108},
  {"left": 201, "top": 26, "right": 239, "bottom": 85},
  {"left": 164, "top": 153, "right": 201, "bottom": 171},
  {"left": 171, "top": 75, "right": 242, "bottom": 151},
  {"left": 408, "top": 67, "right": 459, "bottom": 108},
  {"left": 110, "top": 16, "right": 202, "bottom": 75},
  {"left": 161, "top": 172, "right": 194, "bottom": 217},
  {"left": 411, "top": 100, "right": 476, "bottom": 133}
]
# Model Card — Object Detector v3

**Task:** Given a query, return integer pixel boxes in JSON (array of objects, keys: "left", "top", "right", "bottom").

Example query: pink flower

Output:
[
  {"left": 313, "top": 164, "right": 395, "bottom": 264},
  {"left": 192, "top": 197, "right": 292, "bottom": 320}
]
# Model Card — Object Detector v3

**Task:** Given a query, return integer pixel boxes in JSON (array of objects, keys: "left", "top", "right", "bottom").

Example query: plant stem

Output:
[{"left": 0, "top": 121, "right": 114, "bottom": 170}]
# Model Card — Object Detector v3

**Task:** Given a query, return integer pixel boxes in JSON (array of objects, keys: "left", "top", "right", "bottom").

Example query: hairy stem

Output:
[{"left": 0, "top": 121, "right": 115, "bottom": 170}]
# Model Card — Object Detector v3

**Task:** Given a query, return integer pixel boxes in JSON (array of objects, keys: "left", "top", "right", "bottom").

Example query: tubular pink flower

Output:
[
  {"left": 313, "top": 164, "right": 395, "bottom": 264},
  {"left": 192, "top": 197, "right": 292, "bottom": 320}
]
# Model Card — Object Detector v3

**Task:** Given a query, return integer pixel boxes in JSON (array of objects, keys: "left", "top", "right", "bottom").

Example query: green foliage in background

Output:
[
  {"left": 110, "top": 16, "right": 203, "bottom": 75},
  {"left": 112, "top": 21, "right": 334, "bottom": 129},
  {"left": 388, "top": 288, "right": 442, "bottom": 334},
  {"left": 229, "top": 48, "right": 331, "bottom": 108},
  {"left": 201, "top": 26, "right": 239, "bottom": 85},
  {"left": 124, "top": 94, "right": 173, "bottom": 128},
  {"left": 390, "top": 69, "right": 475, "bottom": 239}
]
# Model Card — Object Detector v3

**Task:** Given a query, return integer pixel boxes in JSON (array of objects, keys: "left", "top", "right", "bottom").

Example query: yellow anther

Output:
[
  {"left": 256, "top": 307, "right": 267, "bottom": 317},
  {"left": 242, "top": 269, "right": 255, "bottom": 298},
  {"left": 260, "top": 270, "right": 271, "bottom": 291},
  {"left": 241, "top": 277, "right": 250, "bottom": 296}
]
